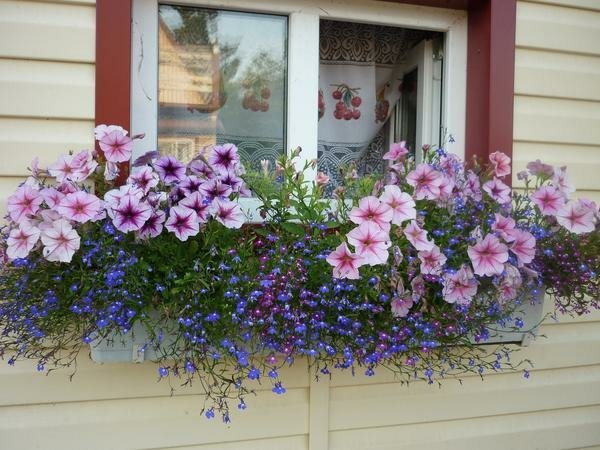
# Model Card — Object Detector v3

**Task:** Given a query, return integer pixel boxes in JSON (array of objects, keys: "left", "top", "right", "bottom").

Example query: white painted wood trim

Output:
[{"left": 309, "top": 372, "right": 330, "bottom": 450}]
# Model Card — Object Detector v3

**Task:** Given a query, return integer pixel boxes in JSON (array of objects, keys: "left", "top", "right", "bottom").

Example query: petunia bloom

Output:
[
  {"left": 508, "top": 229, "right": 536, "bottom": 266},
  {"left": 552, "top": 166, "right": 575, "bottom": 198},
  {"left": 406, "top": 164, "right": 443, "bottom": 200},
  {"left": 526, "top": 159, "right": 554, "bottom": 177},
  {"left": 467, "top": 233, "right": 509, "bottom": 277},
  {"left": 489, "top": 151, "right": 511, "bottom": 178},
  {"left": 7, "top": 185, "right": 43, "bottom": 223},
  {"left": 111, "top": 195, "right": 152, "bottom": 233},
  {"left": 383, "top": 141, "right": 409, "bottom": 162},
  {"left": 346, "top": 222, "right": 391, "bottom": 266},
  {"left": 128, "top": 167, "right": 159, "bottom": 194},
  {"left": 104, "top": 185, "right": 144, "bottom": 208},
  {"left": 348, "top": 196, "right": 393, "bottom": 231},
  {"left": 165, "top": 205, "right": 200, "bottom": 241},
  {"left": 404, "top": 220, "right": 434, "bottom": 252},
  {"left": 442, "top": 265, "right": 478, "bottom": 305},
  {"left": 482, "top": 177, "right": 511, "bottom": 204},
  {"left": 492, "top": 213, "right": 516, "bottom": 242},
  {"left": 40, "top": 188, "right": 65, "bottom": 209},
  {"left": 209, "top": 143, "right": 240, "bottom": 173},
  {"left": 57, "top": 191, "right": 102, "bottom": 223},
  {"left": 138, "top": 209, "right": 166, "bottom": 239},
  {"left": 179, "top": 192, "right": 211, "bottom": 223},
  {"left": 99, "top": 130, "right": 133, "bottom": 163},
  {"left": 390, "top": 295, "right": 414, "bottom": 318},
  {"left": 41, "top": 219, "right": 80, "bottom": 263},
  {"left": 154, "top": 156, "right": 186, "bottom": 184},
  {"left": 418, "top": 245, "right": 447, "bottom": 275},
  {"left": 199, "top": 179, "right": 232, "bottom": 200},
  {"left": 498, "top": 264, "right": 522, "bottom": 302},
  {"left": 315, "top": 172, "right": 329, "bottom": 187},
  {"left": 6, "top": 223, "right": 40, "bottom": 260},
  {"left": 94, "top": 124, "right": 127, "bottom": 140},
  {"left": 211, "top": 198, "right": 245, "bottom": 229},
  {"left": 556, "top": 200, "right": 596, "bottom": 234},
  {"left": 531, "top": 185, "right": 565, "bottom": 216},
  {"left": 326, "top": 243, "right": 363, "bottom": 280},
  {"left": 178, "top": 175, "right": 203, "bottom": 196},
  {"left": 379, "top": 185, "right": 416, "bottom": 225}
]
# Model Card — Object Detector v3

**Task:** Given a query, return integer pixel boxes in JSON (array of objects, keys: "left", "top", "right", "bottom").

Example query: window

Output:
[{"left": 131, "top": 0, "right": 467, "bottom": 178}]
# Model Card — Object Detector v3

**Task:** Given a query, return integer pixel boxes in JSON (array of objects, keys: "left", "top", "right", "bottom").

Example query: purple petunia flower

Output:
[
  {"left": 208, "top": 144, "right": 240, "bottom": 173},
  {"left": 111, "top": 195, "right": 152, "bottom": 233},
  {"left": 138, "top": 209, "right": 166, "bottom": 239},
  {"left": 165, "top": 205, "right": 199, "bottom": 241},
  {"left": 153, "top": 156, "right": 186, "bottom": 184}
]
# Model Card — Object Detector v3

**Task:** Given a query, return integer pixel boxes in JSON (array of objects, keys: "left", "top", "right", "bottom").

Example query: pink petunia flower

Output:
[
  {"left": 6, "top": 223, "right": 40, "bottom": 260},
  {"left": 41, "top": 219, "right": 80, "bottom": 263},
  {"left": 406, "top": 164, "right": 443, "bottom": 200},
  {"left": 178, "top": 175, "right": 203, "bottom": 196},
  {"left": 552, "top": 166, "right": 575, "bottom": 198},
  {"left": 94, "top": 124, "right": 127, "bottom": 140},
  {"left": 104, "top": 161, "right": 120, "bottom": 181},
  {"left": 179, "top": 192, "right": 211, "bottom": 223},
  {"left": 326, "top": 243, "right": 363, "bottom": 280},
  {"left": 104, "top": 185, "right": 144, "bottom": 209},
  {"left": 153, "top": 156, "right": 186, "bottom": 184},
  {"left": 418, "top": 245, "right": 447, "bottom": 275},
  {"left": 7, "top": 185, "right": 43, "bottom": 223},
  {"left": 209, "top": 143, "right": 240, "bottom": 173},
  {"left": 348, "top": 196, "right": 393, "bottom": 231},
  {"left": 47, "top": 155, "right": 79, "bottom": 183},
  {"left": 99, "top": 130, "right": 133, "bottom": 163},
  {"left": 111, "top": 195, "right": 152, "bottom": 233},
  {"left": 526, "top": 159, "right": 554, "bottom": 177},
  {"left": 219, "top": 170, "right": 244, "bottom": 193},
  {"left": 165, "top": 205, "right": 200, "bottom": 241},
  {"left": 199, "top": 178, "right": 232, "bottom": 200},
  {"left": 138, "top": 209, "right": 166, "bottom": 239},
  {"left": 404, "top": 220, "right": 434, "bottom": 252},
  {"left": 442, "top": 265, "right": 478, "bottom": 305},
  {"left": 70, "top": 150, "right": 98, "bottom": 181},
  {"left": 40, "top": 187, "right": 65, "bottom": 210},
  {"left": 492, "top": 213, "right": 516, "bottom": 242},
  {"left": 508, "top": 229, "right": 536, "bottom": 266},
  {"left": 346, "top": 222, "right": 391, "bottom": 266},
  {"left": 383, "top": 141, "right": 409, "bottom": 162},
  {"left": 211, "top": 198, "right": 245, "bottom": 229},
  {"left": 315, "top": 172, "right": 329, "bottom": 187},
  {"left": 188, "top": 158, "right": 215, "bottom": 179},
  {"left": 128, "top": 167, "right": 159, "bottom": 194},
  {"left": 556, "top": 200, "right": 596, "bottom": 234},
  {"left": 467, "top": 233, "right": 509, "bottom": 277},
  {"left": 437, "top": 175, "right": 455, "bottom": 200},
  {"left": 390, "top": 294, "right": 414, "bottom": 318},
  {"left": 464, "top": 170, "right": 482, "bottom": 202},
  {"left": 482, "top": 177, "right": 511, "bottom": 204},
  {"left": 531, "top": 185, "right": 565, "bottom": 216},
  {"left": 57, "top": 191, "right": 102, "bottom": 223},
  {"left": 498, "top": 264, "right": 522, "bottom": 302},
  {"left": 489, "top": 151, "right": 511, "bottom": 178},
  {"left": 379, "top": 185, "right": 416, "bottom": 225}
]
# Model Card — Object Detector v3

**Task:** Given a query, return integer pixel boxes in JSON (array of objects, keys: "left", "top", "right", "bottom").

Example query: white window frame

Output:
[{"left": 131, "top": 0, "right": 467, "bottom": 176}]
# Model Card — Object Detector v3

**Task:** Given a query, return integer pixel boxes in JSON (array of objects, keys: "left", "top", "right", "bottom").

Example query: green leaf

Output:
[{"left": 281, "top": 222, "right": 305, "bottom": 236}]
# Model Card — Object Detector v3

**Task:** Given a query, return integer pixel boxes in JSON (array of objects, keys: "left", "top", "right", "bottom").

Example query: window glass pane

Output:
[{"left": 158, "top": 5, "right": 287, "bottom": 168}]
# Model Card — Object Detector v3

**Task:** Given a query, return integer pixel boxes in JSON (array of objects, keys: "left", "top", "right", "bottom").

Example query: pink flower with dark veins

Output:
[
  {"left": 391, "top": 294, "right": 414, "bottom": 318},
  {"left": 219, "top": 170, "right": 244, "bottom": 193},
  {"left": 379, "top": 185, "right": 416, "bottom": 225},
  {"left": 111, "top": 195, "right": 152, "bottom": 233},
  {"left": 552, "top": 166, "right": 575, "bottom": 198},
  {"left": 482, "top": 177, "right": 511, "bottom": 204},
  {"left": 41, "top": 219, "right": 80, "bottom": 263},
  {"left": 99, "top": 130, "right": 133, "bottom": 163},
  {"left": 556, "top": 200, "right": 596, "bottom": 234},
  {"left": 492, "top": 213, "right": 516, "bottom": 242},
  {"left": 348, "top": 196, "right": 393, "bottom": 231},
  {"left": 128, "top": 167, "right": 159, "bottom": 194},
  {"left": 138, "top": 209, "right": 166, "bottom": 239},
  {"left": 404, "top": 220, "right": 434, "bottom": 252},
  {"left": 418, "top": 245, "right": 447, "bottom": 275},
  {"left": 326, "top": 243, "right": 363, "bottom": 280},
  {"left": 211, "top": 198, "right": 245, "bottom": 229},
  {"left": 531, "top": 185, "right": 565, "bottom": 216},
  {"left": 178, "top": 175, "right": 203, "bottom": 196},
  {"left": 489, "top": 151, "right": 511, "bottom": 178},
  {"left": 40, "top": 187, "right": 65, "bottom": 209},
  {"left": 346, "top": 222, "right": 391, "bottom": 266},
  {"left": 498, "top": 264, "right": 522, "bottom": 302},
  {"left": 464, "top": 170, "right": 482, "bottom": 202},
  {"left": 165, "top": 205, "right": 200, "bottom": 241},
  {"left": 7, "top": 185, "right": 43, "bottom": 223},
  {"left": 383, "top": 141, "right": 409, "bottom": 162},
  {"left": 6, "top": 223, "right": 40, "bottom": 260},
  {"left": 508, "top": 229, "right": 536, "bottom": 266},
  {"left": 442, "top": 265, "right": 478, "bottom": 305},
  {"left": 57, "top": 191, "right": 102, "bottom": 223},
  {"left": 526, "top": 159, "right": 554, "bottom": 177},
  {"left": 47, "top": 155, "right": 79, "bottom": 182},
  {"left": 179, "top": 192, "right": 211, "bottom": 223},
  {"left": 406, "top": 164, "right": 443, "bottom": 200},
  {"left": 104, "top": 185, "right": 144, "bottom": 209},
  {"left": 94, "top": 124, "right": 127, "bottom": 140},
  {"left": 315, "top": 172, "right": 330, "bottom": 187},
  {"left": 153, "top": 156, "right": 186, "bottom": 184},
  {"left": 467, "top": 233, "right": 509, "bottom": 277},
  {"left": 208, "top": 143, "right": 240, "bottom": 172}
]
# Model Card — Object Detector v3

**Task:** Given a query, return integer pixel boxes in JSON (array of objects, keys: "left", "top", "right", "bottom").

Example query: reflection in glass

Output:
[{"left": 158, "top": 5, "right": 287, "bottom": 168}]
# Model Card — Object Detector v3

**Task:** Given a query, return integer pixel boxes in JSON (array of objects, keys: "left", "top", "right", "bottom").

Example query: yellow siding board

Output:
[
  {"left": 149, "top": 435, "right": 308, "bottom": 450},
  {"left": 513, "top": 95, "right": 600, "bottom": 146},
  {"left": 515, "top": 49, "right": 600, "bottom": 101},
  {"left": 0, "top": 0, "right": 95, "bottom": 63},
  {"left": 0, "top": 389, "right": 309, "bottom": 450},
  {"left": 328, "top": 405, "right": 600, "bottom": 450},
  {"left": 0, "top": 59, "right": 94, "bottom": 120},
  {"left": 516, "top": 2, "right": 600, "bottom": 56},
  {"left": 525, "top": 0, "right": 600, "bottom": 12}
]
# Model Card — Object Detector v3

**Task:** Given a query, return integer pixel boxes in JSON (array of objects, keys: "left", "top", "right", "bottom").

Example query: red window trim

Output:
[{"left": 95, "top": 0, "right": 516, "bottom": 172}]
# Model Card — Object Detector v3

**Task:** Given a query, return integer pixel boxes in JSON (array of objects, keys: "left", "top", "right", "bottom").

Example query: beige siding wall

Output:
[{"left": 1, "top": 0, "right": 600, "bottom": 449}]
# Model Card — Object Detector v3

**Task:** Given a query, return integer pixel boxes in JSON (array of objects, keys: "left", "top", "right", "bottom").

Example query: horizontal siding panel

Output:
[
  {"left": 0, "top": 59, "right": 94, "bottom": 120},
  {"left": 0, "top": 388, "right": 309, "bottom": 450},
  {"left": 0, "top": 356, "right": 310, "bottom": 407},
  {"left": 329, "top": 404, "right": 600, "bottom": 450},
  {"left": 0, "top": 118, "right": 94, "bottom": 176},
  {"left": 0, "top": 0, "right": 95, "bottom": 63},
  {"left": 541, "top": 296, "right": 600, "bottom": 324},
  {"left": 516, "top": 2, "right": 600, "bottom": 56},
  {"left": 513, "top": 96, "right": 600, "bottom": 146},
  {"left": 150, "top": 435, "right": 308, "bottom": 450},
  {"left": 524, "top": 0, "right": 600, "bottom": 12},
  {"left": 329, "top": 365, "right": 600, "bottom": 431},
  {"left": 515, "top": 48, "right": 600, "bottom": 101}
]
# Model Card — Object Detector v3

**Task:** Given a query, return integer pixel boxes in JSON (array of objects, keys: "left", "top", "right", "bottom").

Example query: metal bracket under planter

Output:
[
  {"left": 474, "top": 292, "right": 545, "bottom": 347},
  {"left": 89, "top": 319, "right": 177, "bottom": 363}
]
